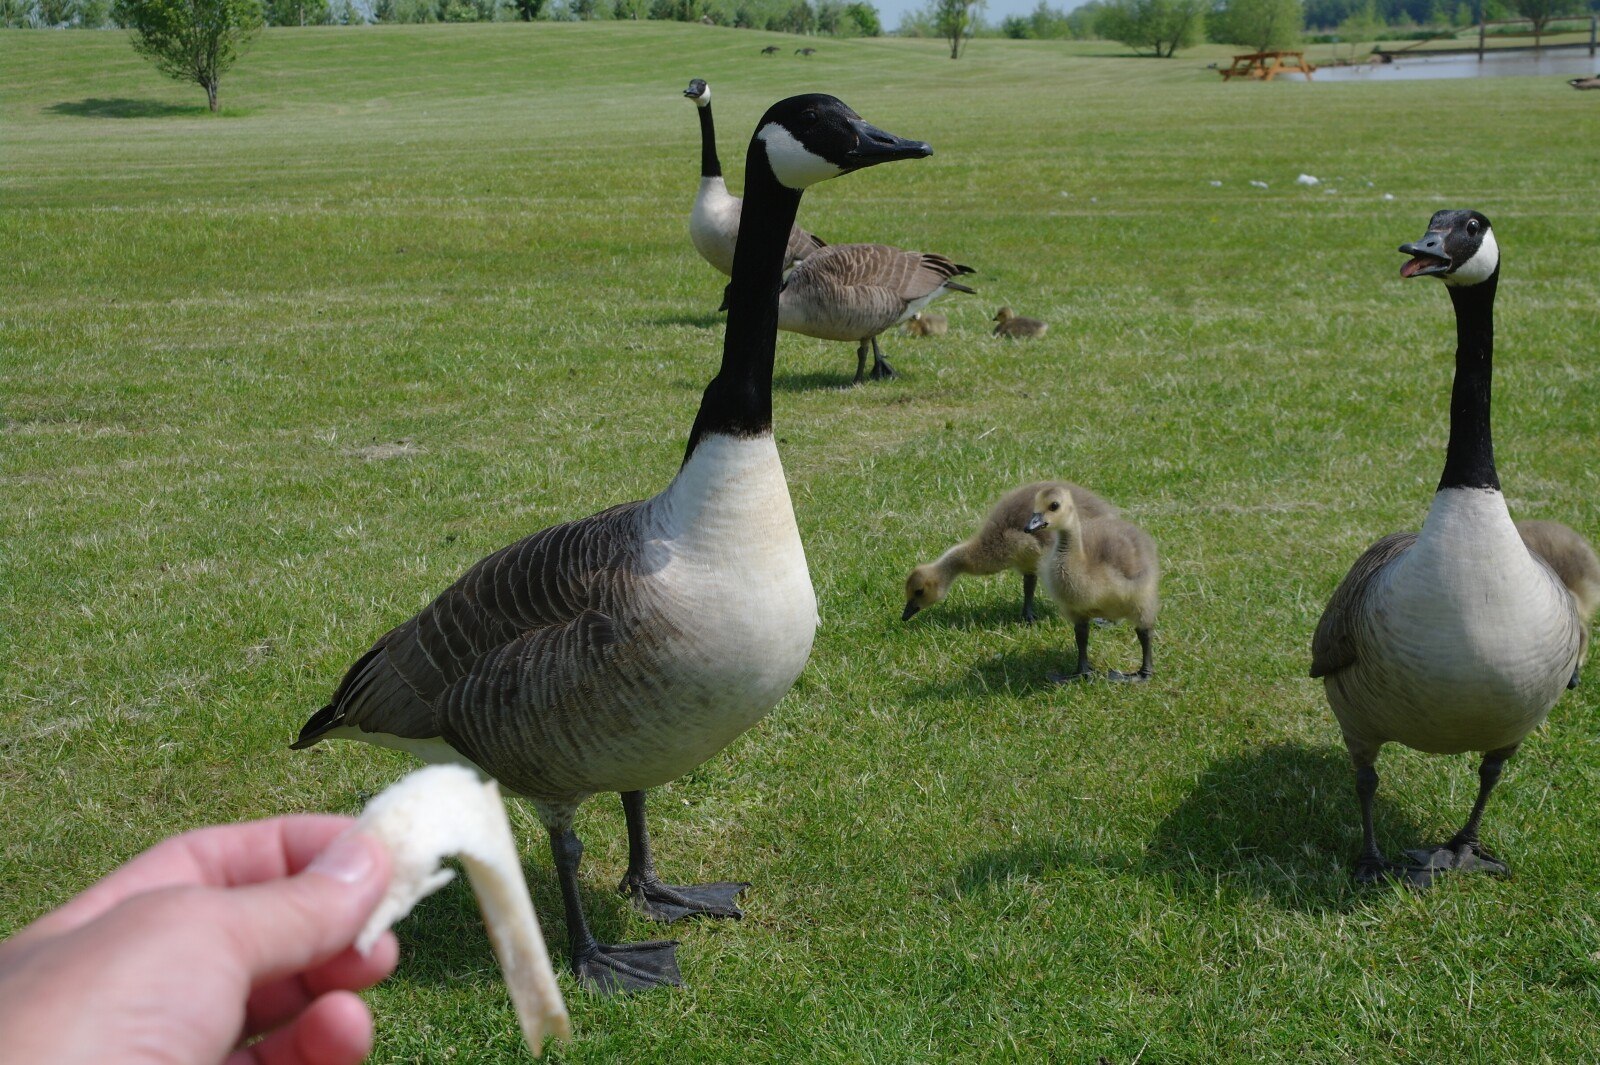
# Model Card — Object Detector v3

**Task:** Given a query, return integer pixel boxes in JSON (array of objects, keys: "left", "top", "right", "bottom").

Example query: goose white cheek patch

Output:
[
  {"left": 758, "top": 123, "right": 843, "bottom": 188},
  {"left": 692, "top": 85, "right": 710, "bottom": 107},
  {"left": 347, "top": 765, "right": 571, "bottom": 1056},
  {"left": 1446, "top": 228, "right": 1499, "bottom": 287}
]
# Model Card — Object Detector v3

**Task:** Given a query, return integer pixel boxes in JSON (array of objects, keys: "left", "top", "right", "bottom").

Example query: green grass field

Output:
[{"left": 5, "top": 22, "right": 1600, "bottom": 1062}]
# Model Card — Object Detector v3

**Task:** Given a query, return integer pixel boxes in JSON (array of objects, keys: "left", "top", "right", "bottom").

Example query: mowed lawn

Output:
[{"left": 5, "top": 22, "right": 1600, "bottom": 1062}]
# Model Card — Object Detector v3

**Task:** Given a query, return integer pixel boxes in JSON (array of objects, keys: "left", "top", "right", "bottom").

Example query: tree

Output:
[
  {"left": 264, "top": 0, "right": 328, "bottom": 23},
  {"left": 112, "top": 0, "right": 264, "bottom": 112},
  {"left": 842, "top": 0, "right": 879, "bottom": 32},
  {"left": 1506, "top": 0, "right": 1577, "bottom": 45},
  {"left": 1095, "top": 0, "right": 1204, "bottom": 55},
  {"left": 510, "top": 0, "right": 546, "bottom": 18},
  {"left": 1213, "top": 0, "right": 1304, "bottom": 52},
  {"left": 933, "top": 0, "right": 981, "bottom": 57}
]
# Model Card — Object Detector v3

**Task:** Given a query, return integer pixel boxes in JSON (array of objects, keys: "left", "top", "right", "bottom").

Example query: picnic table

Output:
[{"left": 1220, "top": 51, "right": 1316, "bottom": 81}]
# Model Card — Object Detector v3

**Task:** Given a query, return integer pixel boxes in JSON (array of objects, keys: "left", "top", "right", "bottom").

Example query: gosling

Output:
[
  {"left": 1025, "top": 485, "right": 1159, "bottom": 682},
  {"left": 904, "top": 481, "right": 1117, "bottom": 624},
  {"left": 904, "top": 311, "right": 948, "bottom": 337},
  {"left": 1518, "top": 519, "right": 1600, "bottom": 672},
  {"left": 993, "top": 306, "right": 1047, "bottom": 339}
]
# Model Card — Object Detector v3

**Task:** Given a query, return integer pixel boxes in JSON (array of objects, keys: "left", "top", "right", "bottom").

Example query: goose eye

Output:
[
  {"left": 1467, "top": 219, "right": 1479, "bottom": 234},
  {"left": 913, "top": 588, "right": 924, "bottom": 597},
  {"left": 1048, "top": 502, "right": 1061, "bottom": 512},
  {"left": 800, "top": 109, "right": 817, "bottom": 124}
]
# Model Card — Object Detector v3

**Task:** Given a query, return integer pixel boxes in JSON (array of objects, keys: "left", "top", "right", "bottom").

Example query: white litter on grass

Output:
[
  {"left": 1209, "top": 180, "right": 1223, "bottom": 187},
  {"left": 1324, "top": 188, "right": 1339, "bottom": 195},
  {"left": 1059, "top": 190, "right": 1071, "bottom": 197},
  {"left": 1382, "top": 193, "right": 1396, "bottom": 201},
  {"left": 1296, "top": 174, "right": 1320, "bottom": 186},
  {"left": 1249, "top": 180, "right": 1269, "bottom": 189},
  {"left": 350, "top": 765, "right": 571, "bottom": 1057}
]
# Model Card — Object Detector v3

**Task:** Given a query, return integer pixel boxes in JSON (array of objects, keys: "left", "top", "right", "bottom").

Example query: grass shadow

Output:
[
  {"left": 387, "top": 855, "right": 637, "bottom": 988},
  {"left": 904, "top": 596, "right": 1039, "bottom": 631},
  {"left": 47, "top": 97, "right": 209, "bottom": 119},
  {"left": 1139, "top": 742, "right": 1426, "bottom": 913},
  {"left": 908, "top": 644, "right": 1082, "bottom": 701}
]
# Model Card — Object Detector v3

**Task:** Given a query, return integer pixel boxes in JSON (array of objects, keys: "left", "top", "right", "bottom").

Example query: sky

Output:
[{"left": 879, "top": 0, "right": 1090, "bottom": 31}]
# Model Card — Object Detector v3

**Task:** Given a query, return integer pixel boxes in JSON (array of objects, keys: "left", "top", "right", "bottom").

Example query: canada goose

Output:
[
  {"left": 1024, "top": 486, "right": 1159, "bottom": 682},
  {"left": 903, "top": 481, "right": 1117, "bottom": 624},
  {"left": 294, "top": 94, "right": 933, "bottom": 992},
  {"left": 779, "top": 243, "right": 976, "bottom": 383},
  {"left": 1311, "top": 211, "right": 1582, "bottom": 886},
  {"left": 683, "top": 79, "right": 826, "bottom": 281},
  {"left": 993, "top": 306, "right": 1047, "bottom": 339},
  {"left": 1569, "top": 76, "right": 1600, "bottom": 90},
  {"left": 1517, "top": 519, "right": 1599, "bottom": 670},
  {"left": 796, "top": 47, "right": 817, "bottom": 56},
  {"left": 761, "top": 45, "right": 780, "bottom": 55},
  {"left": 903, "top": 311, "right": 947, "bottom": 337}
]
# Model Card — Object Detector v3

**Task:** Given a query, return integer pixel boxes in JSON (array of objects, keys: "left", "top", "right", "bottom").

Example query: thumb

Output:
[{"left": 215, "top": 831, "right": 393, "bottom": 982}]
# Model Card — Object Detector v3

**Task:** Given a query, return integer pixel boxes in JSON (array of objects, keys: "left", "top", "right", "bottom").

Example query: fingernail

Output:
[{"left": 307, "top": 831, "right": 378, "bottom": 885}]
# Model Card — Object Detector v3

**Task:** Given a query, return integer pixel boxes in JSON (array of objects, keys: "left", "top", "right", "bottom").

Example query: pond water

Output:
[{"left": 1304, "top": 47, "right": 1599, "bottom": 81}]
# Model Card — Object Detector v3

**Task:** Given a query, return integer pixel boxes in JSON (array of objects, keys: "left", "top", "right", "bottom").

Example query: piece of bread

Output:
[{"left": 349, "top": 764, "right": 571, "bottom": 1055}]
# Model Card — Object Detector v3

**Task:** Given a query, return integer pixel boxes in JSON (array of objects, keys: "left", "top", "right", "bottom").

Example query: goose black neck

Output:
[
  {"left": 682, "top": 144, "right": 801, "bottom": 463},
  {"left": 697, "top": 105, "right": 721, "bottom": 179},
  {"left": 1439, "top": 273, "right": 1498, "bottom": 492}
]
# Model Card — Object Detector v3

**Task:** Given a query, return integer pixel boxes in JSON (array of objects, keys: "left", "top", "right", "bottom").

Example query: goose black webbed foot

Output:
[
  {"left": 1106, "top": 668, "right": 1153, "bottom": 683},
  {"left": 574, "top": 939, "right": 683, "bottom": 994},
  {"left": 621, "top": 873, "right": 748, "bottom": 923},
  {"left": 1569, "top": 665, "right": 1581, "bottom": 689},
  {"left": 1400, "top": 838, "right": 1509, "bottom": 886},
  {"left": 1047, "top": 668, "right": 1097, "bottom": 684},
  {"left": 1353, "top": 854, "right": 1406, "bottom": 885},
  {"left": 869, "top": 361, "right": 897, "bottom": 381}
]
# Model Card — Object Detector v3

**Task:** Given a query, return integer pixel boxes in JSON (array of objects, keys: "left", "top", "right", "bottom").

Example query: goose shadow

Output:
[
  {"left": 906, "top": 644, "right": 1085, "bottom": 701},
  {"left": 772, "top": 369, "right": 860, "bottom": 393},
  {"left": 47, "top": 97, "right": 207, "bottom": 119},
  {"left": 1140, "top": 742, "right": 1426, "bottom": 912},
  {"left": 387, "top": 855, "right": 639, "bottom": 988},
  {"left": 951, "top": 745, "right": 1422, "bottom": 914},
  {"left": 901, "top": 597, "right": 1045, "bottom": 631},
  {"left": 645, "top": 311, "right": 724, "bottom": 329}
]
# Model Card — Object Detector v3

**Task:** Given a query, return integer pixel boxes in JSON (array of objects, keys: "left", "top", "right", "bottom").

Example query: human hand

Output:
[{"left": 0, "top": 815, "right": 397, "bottom": 1065}]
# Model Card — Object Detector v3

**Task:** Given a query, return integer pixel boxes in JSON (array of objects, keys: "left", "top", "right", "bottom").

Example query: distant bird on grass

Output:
[
  {"left": 992, "top": 306, "right": 1047, "bottom": 339},
  {"left": 903, "top": 311, "right": 947, "bottom": 337},
  {"left": 761, "top": 45, "right": 780, "bottom": 55},
  {"left": 796, "top": 47, "right": 817, "bottom": 56},
  {"left": 1569, "top": 76, "right": 1600, "bottom": 90}
]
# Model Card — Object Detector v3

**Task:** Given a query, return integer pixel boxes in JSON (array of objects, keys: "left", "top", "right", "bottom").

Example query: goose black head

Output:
[
  {"left": 1399, "top": 210, "right": 1498, "bottom": 287},
  {"left": 684, "top": 78, "right": 710, "bottom": 107},
  {"left": 755, "top": 94, "right": 932, "bottom": 190}
]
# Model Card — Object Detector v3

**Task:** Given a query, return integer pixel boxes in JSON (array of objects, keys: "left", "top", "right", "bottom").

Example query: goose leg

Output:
[
  {"left": 1049, "top": 621, "right": 1096, "bottom": 683},
  {"left": 1109, "top": 627, "right": 1154, "bottom": 682},
  {"left": 853, "top": 340, "right": 869, "bottom": 385},
  {"left": 1351, "top": 757, "right": 1402, "bottom": 883},
  {"left": 547, "top": 825, "right": 681, "bottom": 994},
  {"left": 1020, "top": 573, "right": 1038, "bottom": 625},
  {"left": 618, "top": 790, "right": 748, "bottom": 923},
  {"left": 868, "top": 336, "right": 897, "bottom": 380},
  {"left": 1402, "top": 745, "right": 1517, "bottom": 886}
]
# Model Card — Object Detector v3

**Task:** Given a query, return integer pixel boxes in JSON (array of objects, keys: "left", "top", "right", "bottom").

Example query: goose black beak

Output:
[
  {"left": 841, "top": 117, "right": 932, "bottom": 172},
  {"left": 684, "top": 79, "right": 707, "bottom": 99},
  {"left": 1399, "top": 233, "right": 1451, "bottom": 278},
  {"left": 901, "top": 602, "right": 920, "bottom": 621},
  {"left": 1023, "top": 513, "right": 1047, "bottom": 534}
]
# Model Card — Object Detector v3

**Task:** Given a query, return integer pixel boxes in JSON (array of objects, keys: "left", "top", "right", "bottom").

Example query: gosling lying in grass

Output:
[
  {"left": 903, "top": 481, "right": 1116, "bottom": 624},
  {"left": 903, "top": 311, "right": 947, "bottom": 337},
  {"left": 1025, "top": 485, "right": 1159, "bottom": 682},
  {"left": 992, "top": 306, "right": 1047, "bottom": 339},
  {"left": 1518, "top": 519, "right": 1600, "bottom": 672}
]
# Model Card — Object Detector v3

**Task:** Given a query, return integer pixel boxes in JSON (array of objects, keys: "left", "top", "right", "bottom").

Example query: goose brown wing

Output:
[
  {"left": 1310, "top": 531, "right": 1418, "bottom": 678},
  {"left": 293, "top": 500, "right": 645, "bottom": 748},
  {"left": 784, "top": 224, "right": 826, "bottom": 267}
]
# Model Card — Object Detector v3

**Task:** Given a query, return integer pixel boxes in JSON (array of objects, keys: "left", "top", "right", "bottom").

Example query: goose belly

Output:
[
  {"left": 689, "top": 178, "right": 739, "bottom": 276},
  {"left": 521, "top": 435, "right": 816, "bottom": 798},
  {"left": 1332, "top": 503, "right": 1579, "bottom": 754}
]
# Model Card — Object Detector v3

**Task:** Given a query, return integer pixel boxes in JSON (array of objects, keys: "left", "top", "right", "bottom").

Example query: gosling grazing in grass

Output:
[
  {"left": 992, "top": 306, "right": 1047, "bottom": 339},
  {"left": 1517, "top": 519, "right": 1600, "bottom": 670},
  {"left": 779, "top": 243, "right": 976, "bottom": 383},
  {"left": 1024, "top": 485, "right": 1159, "bottom": 682},
  {"left": 684, "top": 79, "right": 826, "bottom": 282},
  {"left": 903, "top": 481, "right": 1118, "bottom": 624},
  {"left": 1311, "top": 211, "right": 1581, "bottom": 887},
  {"left": 294, "top": 94, "right": 933, "bottom": 993},
  {"left": 903, "top": 311, "right": 947, "bottom": 337}
]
